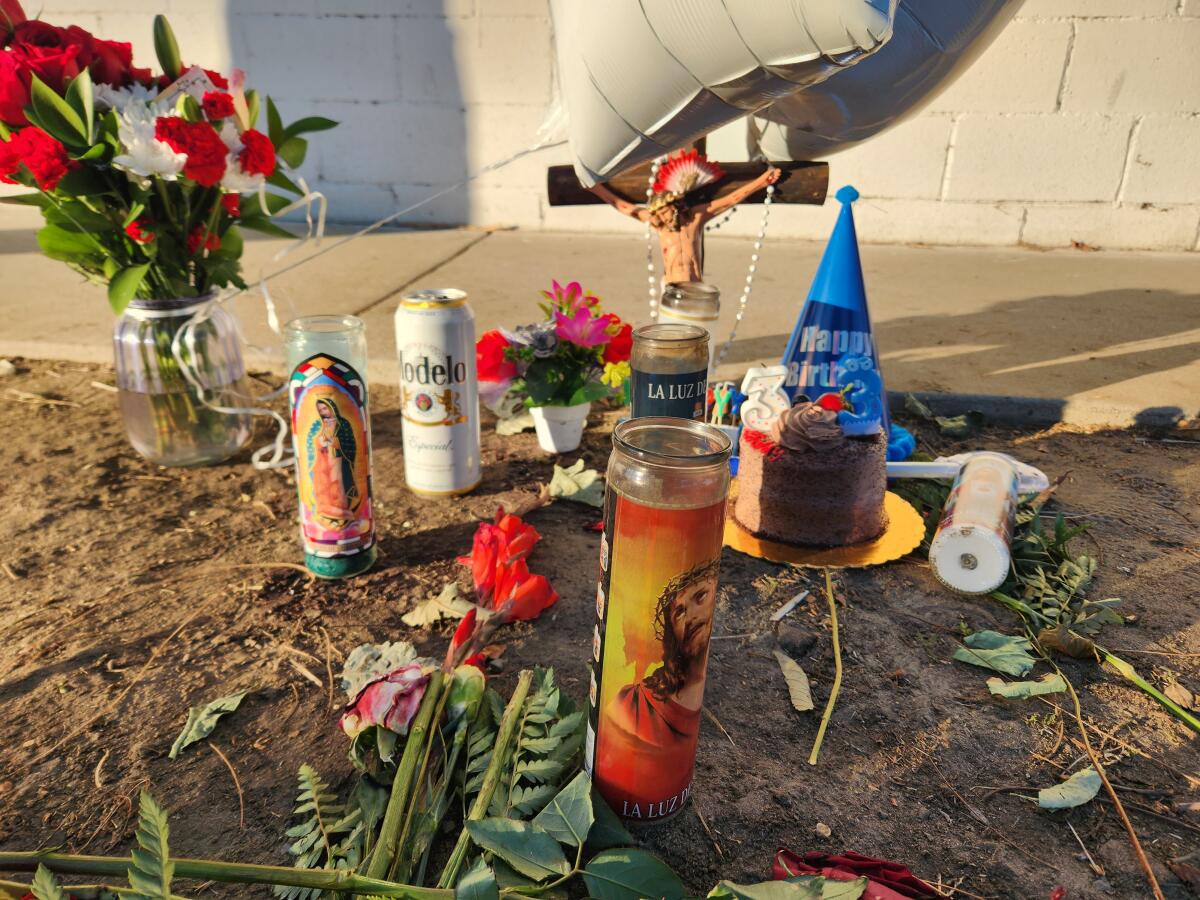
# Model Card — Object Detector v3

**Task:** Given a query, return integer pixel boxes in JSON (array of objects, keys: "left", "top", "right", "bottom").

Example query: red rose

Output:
[
  {"left": 201, "top": 90, "right": 235, "bottom": 121},
  {"left": 0, "top": 52, "right": 26, "bottom": 124},
  {"left": 155, "top": 117, "right": 227, "bottom": 187},
  {"left": 8, "top": 21, "right": 83, "bottom": 92},
  {"left": 1, "top": 0, "right": 27, "bottom": 46},
  {"left": 220, "top": 192, "right": 240, "bottom": 217},
  {"left": 59, "top": 26, "right": 136, "bottom": 87},
  {"left": 0, "top": 127, "right": 74, "bottom": 190},
  {"left": 237, "top": 128, "right": 274, "bottom": 177},
  {"left": 602, "top": 318, "right": 632, "bottom": 364},
  {"left": 186, "top": 224, "right": 220, "bottom": 255},
  {"left": 125, "top": 217, "right": 155, "bottom": 244},
  {"left": 476, "top": 329, "right": 516, "bottom": 382}
]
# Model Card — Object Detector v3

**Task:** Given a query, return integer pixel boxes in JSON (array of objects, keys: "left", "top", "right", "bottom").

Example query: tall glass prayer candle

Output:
[
  {"left": 587, "top": 418, "right": 732, "bottom": 822},
  {"left": 658, "top": 282, "right": 720, "bottom": 374},
  {"left": 629, "top": 323, "right": 709, "bottom": 421},
  {"left": 284, "top": 315, "right": 377, "bottom": 579}
]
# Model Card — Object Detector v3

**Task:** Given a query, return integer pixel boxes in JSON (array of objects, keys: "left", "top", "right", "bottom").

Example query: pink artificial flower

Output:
[
  {"left": 541, "top": 279, "right": 598, "bottom": 312},
  {"left": 340, "top": 662, "right": 429, "bottom": 738},
  {"left": 554, "top": 306, "right": 610, "bottom": 347}
]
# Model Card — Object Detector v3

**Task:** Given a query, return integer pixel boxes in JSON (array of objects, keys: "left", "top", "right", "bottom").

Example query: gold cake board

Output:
[{"left": 724, "top": 488, "right": 924, "bottom": 568}]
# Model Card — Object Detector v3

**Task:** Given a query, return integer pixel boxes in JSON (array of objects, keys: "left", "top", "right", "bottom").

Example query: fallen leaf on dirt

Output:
[
  {"left": 339, "top": 640, "right": 418, "bottom": 699},
  {"left": 1163, "top": 679, "right": 1194, "bottom": 710},
  {"left": 1038, "top": 625, "right": 1096, "bottom": 659},
  {"left": 548, "top": 459, "right": 604, "bottom": 508},
  {"left": 935, "top": 411, "right": 985, "bottom": 438},
  {"left": 169, "top": 692, "right": 247, "bottom": 759},
  {"left": 773, "top": 649, "right": 814, "bottom": 712},
  {"left": 496, "top": 410, "right": 535, "bottom": 435},
  {"left": 953, "top": 631, "right": 1035, "bottom": 677},
  {"left": 987, "top": 673, "right": 1067, "bottom": 700},
  {"left": 401, "top": 583, "right": 478, "bottom": 628},
  {"left": 1167, "top": 861, "right": 1200, "bottom": 891},
  {"left": 1038, "top": 766, "right": 1101, "bottom": 810}
]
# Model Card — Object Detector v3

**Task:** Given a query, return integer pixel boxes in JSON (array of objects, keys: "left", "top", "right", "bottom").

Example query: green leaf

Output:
[
  {"left": 0, "top": 193, "right": 50, "bottom": 207},
  {"left": 153, "top": 15, "right": 183, "bottom": 81},
  {"left": 266, "top": 97, "right": 285, "bottom": 147},
  {"left": 36, "top": 224, "right": 103, "bottom": 264},
  {"left": 581, "top": 848, "right": 685, "bottom": 900},
  {"left": 532, "top": 771, "right": 594, "bottom": 847},
  {"left": 1103, "top": 652, "right": 1200, "bottom": 734},
  {"left": 568, "top": 380, "right": 610, "bottom": 406},
  {"left": 952, "top": 631, "right": 1035, "bottom": 678},
  {"left": 709, "top": 877, "right": 867, "bottom": 900},
  {"left": 106, "top": 264, "right": 151, "bottom": 315},
  {"left": 30, "top": 864, "right": 66, "bottom": 900},
  {"left": 548, "top": 459, "right": 604, "bottom": 508},
  {"left": 122, "top": 202, "right": 146, "bottom": 229},
  {"left": 586, "top": 786, "right": 634, "bottom": 851},
  {"left": 74, "top": 143, "right": 108, "bottom": 162},
  {"left": 464, "top": 819, "right": 570, "bottom": 882},
  {"left": 284, "top": 116, "right": 338, "bottom": 141},
  {"left": 276, "top": 136, "right": 308, "bottom": 169},
  {"left": 934, "top": 411, "right": 984, "bottom": 438},
  {"left": 238, "top": 216, "right": 297, "bottom": 240},
  {"left": 127, "top": 791, "right": 174, "bottom": 899},
  {"left": 1038, "top": 766, "right": 1101, "bottom": 810},
  {"left": 773, "top": 649, "right": 814, "bottom": 712},
  {"left": 168, "top": 691, "right": 247, "bottom": 759},
  {"left": 244, "top": 90, "right": 260, "bottom": 128},
  {"left": 986, "top": 673, "right": 1067, "bottom": 700},
  {"left": 64, "top": 68, "right": 94, "bottom": 143},
  {"left": 267, "top": 169, "right": 304, "bottom": 196},
  {"left": 455, "top": 858, "right": 499, "bottom": 900},
  {"left": 402, "top": 582, "right": 477, "bottom": 628},
  {"left": 27, "top": 74, "right": 88, "bottom": 147},
  {"left": 178, "top": 94, "right": 203, "bottom": 123}
]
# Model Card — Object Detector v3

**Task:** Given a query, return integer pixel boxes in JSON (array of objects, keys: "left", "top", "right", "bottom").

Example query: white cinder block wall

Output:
[{"left": 6, "top": 0, "right": 1200, "bottom": 251}]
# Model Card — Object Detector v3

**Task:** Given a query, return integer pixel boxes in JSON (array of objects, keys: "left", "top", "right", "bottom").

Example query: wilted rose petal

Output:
[{"left": 340, "top": 662, "right": 429, "bottom": 739}]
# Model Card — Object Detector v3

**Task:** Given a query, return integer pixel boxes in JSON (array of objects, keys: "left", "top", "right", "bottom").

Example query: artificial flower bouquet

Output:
[
  {"left": 476, "top": 279, "right": 632, "bottom": 452},
  {"left": 0, "top": 3, "right": 333, "bottom": 311}
]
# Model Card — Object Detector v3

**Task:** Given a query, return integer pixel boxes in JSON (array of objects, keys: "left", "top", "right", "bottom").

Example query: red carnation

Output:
[
  {"left": 201, "top": 90, "right": 235, "bottom": 121},
  {"left": 155, "top": 117, "right": 227, "bottom": 187},
  {"left": 203, "top": 68, "right": 229, "bottom": 89},
  {"left": 125, "top": 217, "right": 155, "bottom": 244},
  {"left": 187, "top": 224, "right": 220, "bottom": 255},
  {"left": 602, "top": 317, "right": 632, "bottom": 364},
  {"left": 221, "top": 193, "right": 240, "bottom": 217},
  {"left": 0, "top": 127, "right": 75, "bottom": 190},
  {"left": 475, "top": 330, "right": 516, "bottom": 383},
  {"left": 237, "top": 128, "right": 275, "bottom": 177}
]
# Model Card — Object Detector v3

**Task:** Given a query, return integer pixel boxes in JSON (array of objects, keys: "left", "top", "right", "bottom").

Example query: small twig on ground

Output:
[
  {"left": 90, "top": 380, "right": 118, "bottom": 393},
  {"left": 252, "top": 500, "right": 277, "bottom": 521},
  {"left": 808, "top": 568, "right": 843, "bottom": 766},
  {"left": 320, "top": 626, "right": 335, "bottom": 709},
  {"left": 288, "top": 659, "right": 325, "bottom": 690},
  {"left": 209, "top": 742, "right": 245, "bottom": 829},
  {"left": 694, "top": 805, "right": 723, "bottom": 859},
  {"left": 771, "top": 590, "right": 809, "bottom": 622},
  {"left": 1067, "top": 821, "right": 1104, "bottom": 876},
  {"left": 1, "top": 562, "right": 19, "bottom": 581},
  {"left": 92, "top": 748, "right": 111, "bottom": 789},
  {"left": 6, "top": 388, "right": 79, "bottom": 407},
  {"left": 709, "top": 632, "right": 756, "bottom": 642},
  {"left": 702, "top": 706, "right": 736, "bottom": 747}
]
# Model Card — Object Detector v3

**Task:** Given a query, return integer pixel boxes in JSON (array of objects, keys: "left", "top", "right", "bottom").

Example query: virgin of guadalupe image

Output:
[
  {"left": 306, "top": 397, "right": 361, "bottom": 525},
  {"left": 597, "top": 558, "right": 720, "bottom": 810}
]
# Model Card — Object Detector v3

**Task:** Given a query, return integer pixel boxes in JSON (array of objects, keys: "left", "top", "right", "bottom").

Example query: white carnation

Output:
[
  {"left": 94, "top": 82, "right": 163, "bottom": 113},
  {"left": 112, "top": 103, "right": 186, "bottom": 184}
]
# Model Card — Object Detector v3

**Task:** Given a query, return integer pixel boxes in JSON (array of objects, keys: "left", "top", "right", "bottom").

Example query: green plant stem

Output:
[
  {"left": 388, "top": 682, "right": 453, "bottom": 882},
  {"left": 0, "top": 878, "right": 193, "bottom": 899},
  {"left": 437, "top": 670, "right": 535, "bottom": 889},
  {"left": 808, "top": 568, "right": 843, "bottom": 766},
  {"left": 0, "top": 852, "right": 450, "bottom": 898},
  {"left": 366, "top": 672, "right": 446, "bottom": 881}
]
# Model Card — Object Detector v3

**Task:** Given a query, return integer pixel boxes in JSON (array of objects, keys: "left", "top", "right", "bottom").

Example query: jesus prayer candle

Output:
[
  {"left": 587, "top": 418, "right": 732, "bottom": 822},
  {"left": 284, "top": 315, "right": 377, "bottom": 579}
]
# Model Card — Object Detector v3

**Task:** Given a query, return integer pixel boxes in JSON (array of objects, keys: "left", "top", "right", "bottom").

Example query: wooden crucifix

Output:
[{"left": 546, "top": 151, "right": 828, "bottom": 285}]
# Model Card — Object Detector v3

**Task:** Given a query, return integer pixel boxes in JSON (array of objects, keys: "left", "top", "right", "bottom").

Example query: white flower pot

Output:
[{"left": 530, "top": 402, "right": 591, "bottom": 454}]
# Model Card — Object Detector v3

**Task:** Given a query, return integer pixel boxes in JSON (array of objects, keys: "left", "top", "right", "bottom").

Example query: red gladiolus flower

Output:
[
  {"left": 221, "top": 193, "right": 240, "bottom": 217},
  {"left": 494, "top": 560, "right": 559, "bottom": 622},
  {"left": 451, "top": 606, "right": 477, "bottom": 652},
  {"left": 475, "top": 329, "right": 517, "bottom": 383},
  {"left": 495, "top": 508, "right": 540, "bottom": 560},
  {"left": 603, "top": 318, "right": 632, "bottom": 364},
  {"left": 238, "top": 128, "right": 275, "bottom": 177},
  {"left": 186, "top": 224, "right": 220, "bottom": 255},
  {"left": 125, "top": 217, "right": 155, "bottom": 244},
  {"left": 0, "top": 127, "right": 74, "bottom": 190},
  {"left": 457, "top": 509, "right": 556, "bottom": 621},
  {"left": 201, "top": 90, "right": 236, "bottom": 120},
  {"left": 155, "top": 117, "right": 228, "bottom": 187}
]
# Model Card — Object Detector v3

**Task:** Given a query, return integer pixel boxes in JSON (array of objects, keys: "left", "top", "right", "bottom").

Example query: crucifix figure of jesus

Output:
[{"left": 590, "top": 165, "right": 781, "bottom": 285}]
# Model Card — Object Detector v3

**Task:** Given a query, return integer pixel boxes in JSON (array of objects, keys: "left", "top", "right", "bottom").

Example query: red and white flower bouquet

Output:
[{"left": 0, "top": 4, "right": 333, "bottom": 311}]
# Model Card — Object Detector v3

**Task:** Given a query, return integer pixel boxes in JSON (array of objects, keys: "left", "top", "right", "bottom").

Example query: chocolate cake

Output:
[{"left": 734, "top": 402, "right": 888, "bottom": 547}]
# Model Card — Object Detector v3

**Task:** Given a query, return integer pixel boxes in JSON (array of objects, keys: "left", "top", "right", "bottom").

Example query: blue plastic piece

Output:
[{"left": 887, "top": 423, "right": 916, "bottom": 462}]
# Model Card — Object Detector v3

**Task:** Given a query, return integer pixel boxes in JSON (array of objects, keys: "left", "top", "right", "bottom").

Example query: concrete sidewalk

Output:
[{"left": 1, "top": 216, "right": 1197, "bottom": 427}]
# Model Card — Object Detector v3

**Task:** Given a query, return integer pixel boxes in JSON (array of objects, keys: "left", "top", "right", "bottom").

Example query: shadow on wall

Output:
[
  {"left": 725, "top": 288, "right": 1200, "bottom": 424},
  {"left": 224, "top": 2, "right": 468, "bottom": 227}
]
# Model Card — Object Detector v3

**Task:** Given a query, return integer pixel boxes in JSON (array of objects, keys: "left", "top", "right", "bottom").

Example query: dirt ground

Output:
[{"left": 1, "top": 358, "right": 1198, "bottom": 899}]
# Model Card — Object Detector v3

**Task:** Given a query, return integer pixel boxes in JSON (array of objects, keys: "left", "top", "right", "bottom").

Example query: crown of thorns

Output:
[{"left": 653, "top": 558, "right": 722, "bottom": 641}]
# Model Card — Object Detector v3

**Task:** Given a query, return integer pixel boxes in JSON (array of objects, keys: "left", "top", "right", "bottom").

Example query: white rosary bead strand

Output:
[
  {"left": 645, "top": 158, "right": 663, "bottom": 320},
  {"left": 714, "top": 178, "right": 774, "bottom": 369}
]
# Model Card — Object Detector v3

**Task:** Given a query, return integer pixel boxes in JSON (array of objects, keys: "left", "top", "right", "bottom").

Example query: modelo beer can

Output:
[
  {"left": 394, "top": 289, "right": 481, "bottom": 496},
  {"left": 587, "top": 417, "right": 732, "bottom": 822},
  {"left": 929, "top": 452, "right": 1020, "bottom": 595}
]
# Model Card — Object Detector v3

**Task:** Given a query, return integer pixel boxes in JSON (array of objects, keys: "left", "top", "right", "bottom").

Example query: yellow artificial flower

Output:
[{"left": 602, "top": 360, "right": 630, "bottom": 389}]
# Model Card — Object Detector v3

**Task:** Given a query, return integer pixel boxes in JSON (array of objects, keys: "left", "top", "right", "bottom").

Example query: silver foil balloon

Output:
[
  {"left": 753, "top": 0, "right": 1023, "bottom": 159},
  {"left": 551, "top": 0, "right": 898, "bottom": 187}
]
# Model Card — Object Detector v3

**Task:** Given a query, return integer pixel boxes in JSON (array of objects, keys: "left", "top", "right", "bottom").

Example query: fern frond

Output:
[
  {"left": 274, "top": 764, "right": 361, "bottom": 899},
  {"left": 126, "top": 791, "right": 175, "bottom": 899},
  {"left": 30, "top": 865, "right": 66, "bottom": 900}
]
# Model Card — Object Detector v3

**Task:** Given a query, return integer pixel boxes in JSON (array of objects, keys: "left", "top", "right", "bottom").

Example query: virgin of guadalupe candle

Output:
[
  {"left": 587, "top": 418, "right": 732, "bottom": 822},
  {"left": 284, "top": 315, "right": 377, "bottom": 579},
  {"left": 629, "top": 323, "right": 709, "bottom": 421}
]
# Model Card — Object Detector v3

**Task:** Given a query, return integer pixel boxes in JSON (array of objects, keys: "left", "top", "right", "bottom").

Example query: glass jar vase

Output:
[{"left": 113, "top": 296, "right": 253, "bottom": 467}]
